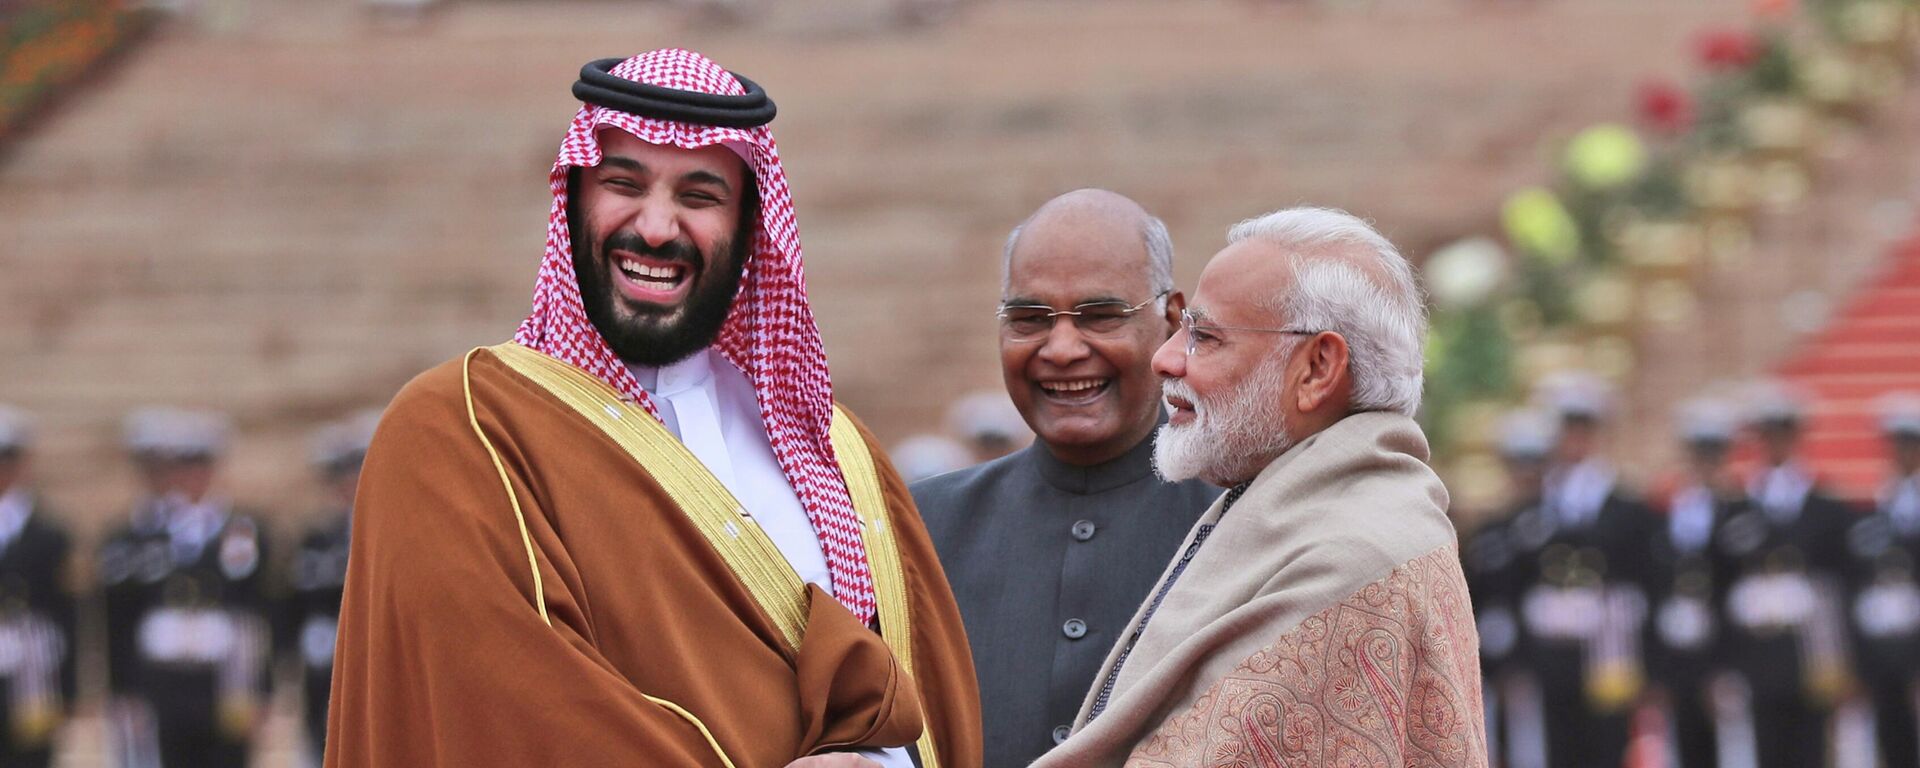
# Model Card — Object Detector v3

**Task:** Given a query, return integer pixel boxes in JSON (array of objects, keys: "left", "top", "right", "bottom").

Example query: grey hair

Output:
[
  {"left": 1002, "top": 211, "right": 1176, "bottom": 310},
  {"left": 1226, "top": 207, "right": 1428, "bottom": 416}
]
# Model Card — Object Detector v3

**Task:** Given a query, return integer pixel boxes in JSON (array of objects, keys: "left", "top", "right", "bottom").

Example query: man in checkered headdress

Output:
[{"left": 326, "top": 49, "right": 980, "bottom": 768}]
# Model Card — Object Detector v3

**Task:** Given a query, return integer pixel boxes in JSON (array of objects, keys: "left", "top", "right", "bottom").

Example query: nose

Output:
[
  {"left": 630, "top": 199, "right": 682, "bottom": 249},
  {"left": 1035, "top": 316, "right": 1091, "bottom": 367},
  {"left": 1151, "top": 332, "right": 1187, "bottom": 379}
]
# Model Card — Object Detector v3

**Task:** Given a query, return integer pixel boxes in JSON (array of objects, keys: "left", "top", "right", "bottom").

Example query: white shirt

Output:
[
  {"left": 1668, "top": 484, "right": 1716, "bottom": 555},
  {"left": 1546, "top": 459, "right": 1616, "bottom": 529},
  {"left": 628, "top": 349, "right": 833, "bottom": 594},
  {"left": 1751, "top": 461, "right": 1814, "bottom": 524},
  {"left": 0, "top": 487, "right": 31, "bottom": 553},
  {"left": 1883, "top": 474, "right": 1920, "bottom": 536},
  {"left": 164, "top": 492, "right": 230, "bottom": 564},
  {"left": 629, "top": 350, "right": 911, "bottom": 768},
  {"left": 1658, "top": 485, "right": 1720, "bottom": 552}
]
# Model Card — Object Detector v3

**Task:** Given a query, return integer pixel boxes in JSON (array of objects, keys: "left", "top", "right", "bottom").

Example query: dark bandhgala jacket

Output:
[{"left": 914, "top": 432, "right": 1217, "bottom": 768}]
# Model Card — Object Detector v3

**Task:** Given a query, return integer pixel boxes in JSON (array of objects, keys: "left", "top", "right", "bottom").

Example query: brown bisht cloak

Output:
[
  {"left": 324, "top": 345, "right": 981, "bottom": 767},
  {"left": 1033, "top": 412, "right": 1486, "bottom": 768}
]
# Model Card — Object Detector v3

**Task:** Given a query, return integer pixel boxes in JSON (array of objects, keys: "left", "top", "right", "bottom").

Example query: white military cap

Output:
[
  {"left": 124, "top": 407, "right": 231, "bottom": 459},
  {"left": 1743, "top": 379, "right": 1810, "bottom": 427},
  {"left": 1533, "top": 370, "right": 1614, "bottom": 422},
  {"left": 1496, "top": 408, "right": 1558, "bottom": 460},
  {"left": 310, "top": 409, "right": 382, "bottom": 470},
  {"left": 1878, "top": 391, "right": 1920, "bottom": 438},
  {"left": 1675, "top": 397, "right": 1739, "bottom": 445},
  {"left": 124, "top": 407, "right": 178, "bottom": 455},
  {"left": 889, "top": 434, "right": 974, "bottom": 484},
  {"left": 0, "top": 406, "right": 29, "bottom": 452},
  {"left": 945, "top": 390, "right": 1030, "bottom": 443}
]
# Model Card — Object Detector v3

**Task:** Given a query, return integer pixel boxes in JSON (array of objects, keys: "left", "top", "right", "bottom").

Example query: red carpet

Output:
[{"left": 1771, "top": 229, "right": 1920, "bottom": 500}]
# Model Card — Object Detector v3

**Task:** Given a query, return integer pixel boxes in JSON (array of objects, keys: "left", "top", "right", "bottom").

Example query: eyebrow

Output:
[
  {"left": 599, "top": 156, "right": 645, "bottom": 174},
  {"left": 596, "top": 158, "right": 734, "bottom": 194},
  {"left": 681, "top": 170, "right": 734, "bottom": 194},
  {"left": 1000, "top": 295, "right": 1129, "bottom": 307}
]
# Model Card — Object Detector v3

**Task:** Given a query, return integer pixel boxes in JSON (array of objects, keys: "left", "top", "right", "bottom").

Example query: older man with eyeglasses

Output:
[
  {"left": 913, "top": 189, "right": 1221, "bottom": 768},
  {"left": 1034, "top": 206, "right": 1487, "bottom": 768}
]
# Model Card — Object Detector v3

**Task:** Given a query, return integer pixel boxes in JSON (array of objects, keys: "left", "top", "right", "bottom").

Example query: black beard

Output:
[{"left": 574, "top": 230, "right": 750, "bottom": 368}]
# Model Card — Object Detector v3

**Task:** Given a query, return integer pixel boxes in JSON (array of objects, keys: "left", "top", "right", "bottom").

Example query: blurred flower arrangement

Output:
[
  {"left": 1, "top": 0, "right": 146, "bottom": 140},
  {"left": 1420, "top": 0, "right": 1919, "bottom": 507}
]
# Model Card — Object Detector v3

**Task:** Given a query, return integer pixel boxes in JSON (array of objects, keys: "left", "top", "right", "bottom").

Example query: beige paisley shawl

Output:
[{"left": 1032, "top": 412, "right": 1487, "bottom": 768}]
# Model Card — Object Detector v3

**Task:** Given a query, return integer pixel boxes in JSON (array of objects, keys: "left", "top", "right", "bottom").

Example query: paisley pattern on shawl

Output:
[{"left": 1127, "top": 546, "right": 1486, "bottom": 768}]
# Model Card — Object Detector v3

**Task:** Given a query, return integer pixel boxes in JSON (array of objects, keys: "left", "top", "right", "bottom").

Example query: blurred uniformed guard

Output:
[
  {"left": 286, "top": 411, "right": 375, "bottom": 764},
  {"left": 1464, "top": 408, "right": 1555, "bottom": 767},
  {"left": 1511, "top": 372, "right": 1656, "bottom": 768},
  {"left": 887, "top": 434, "right": 973, "bottom": 485},
  {"left": 1846, "top": 392, "right": 1920, "bottom": 768},
  {"left": 944, "top": 390, "right": 1031, "bottom": 463},
  {"left": 99, "top": 408, "right": 272, "bottom": 768},
  {"left": 1717, "top": 382, "right": 1855, "bottom": 768},
  {"left": 1647, "top": 397, "right": 1746, "bottom": 768},
  {"left": 0, "top": 407, "right": 77, "bottom": 768}
]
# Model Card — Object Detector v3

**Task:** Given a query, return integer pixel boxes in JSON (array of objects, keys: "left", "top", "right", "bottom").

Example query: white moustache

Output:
[{"left": 1162, "top": 377, "right": 1201, "bottom": 415}]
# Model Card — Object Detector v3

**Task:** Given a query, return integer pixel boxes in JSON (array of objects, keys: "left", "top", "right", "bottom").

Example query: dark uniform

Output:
[
  {"left": 0, "top": 492, "right": 77, "bottom": 768},
  {"left": 1464, "top": 497, "right": 1529, "bottom": 766},
  {"left": 914, "top": 428, "right": 1218, "bottom": 768},
  {"left": 1466, "top": 408, "right": 1557, "bottom": 768},
  {"left": 100, "top": 500, "right": 273, "bottom": 768},
  {"left": 1646, "top": 478, "right": 1742, "bottom": 768},
  {"left": 1510, "top": 460, "right": 1658, "bottom": 768},
  {"left": 1846, "top": 471, "right": 1920, "bottom": 768},
  {"left": 1717, "top": 462, "right": 1856, "bottom": 768},
  {"left": 283, "top": 410, "right": 373, "bottom": 763},
  {"left": 287, "top": 513, "right": 349, "bottom": 758}
]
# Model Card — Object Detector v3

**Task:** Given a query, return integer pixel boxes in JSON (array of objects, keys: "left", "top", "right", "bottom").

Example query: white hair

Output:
[
  {"left": 1226, "top": 207, "right": 1428, "bottom": 416},
  {"left": 1002, "top": 209, "right": 1175, "bottom": 310}
]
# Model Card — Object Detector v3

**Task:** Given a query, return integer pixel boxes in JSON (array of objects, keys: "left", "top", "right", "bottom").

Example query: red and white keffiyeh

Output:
[{"left": 512, "top": 48, "right": 875, "bottom": 625}]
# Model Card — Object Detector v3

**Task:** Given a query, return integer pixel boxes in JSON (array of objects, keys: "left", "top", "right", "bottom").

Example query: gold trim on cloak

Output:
[
  {"left": 486, "top": 342, "right": 809, "bottom": 650},
  {"left": 476, "top": 343, "right": 940, "bottom": 766},
  {"left": 828, "top": 409, "right": 942, "bottom": 768}
]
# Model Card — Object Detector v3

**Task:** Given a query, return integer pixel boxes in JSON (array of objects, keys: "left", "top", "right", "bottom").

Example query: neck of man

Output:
[
  {"left": 1217, "top": 444, "right": 1292, "bottom": 488},
  {"left": 1044, "top": 407, "right": 1162, "bottom": 468}
]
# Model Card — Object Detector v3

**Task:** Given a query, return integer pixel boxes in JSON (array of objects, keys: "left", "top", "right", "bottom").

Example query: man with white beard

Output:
[{"left": 1035, "top": 207, "right": 1487, "bottom": 768}]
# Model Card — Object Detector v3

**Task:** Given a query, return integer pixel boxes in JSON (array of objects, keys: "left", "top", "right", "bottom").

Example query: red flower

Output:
[
  {"left": 1752, "top": 0, "right": 1796, "bottom": 21},
  {"left": 1636, "top": 79, "right": 1695, "bottom": 135},
  {"left": 1695, "top": 27, "right": 1759, "bottom": 71}
]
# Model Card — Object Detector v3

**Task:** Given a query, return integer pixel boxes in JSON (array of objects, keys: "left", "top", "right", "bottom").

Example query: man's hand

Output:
[{"left": 783, "top": 755, "right": 885, "bottom": 768}]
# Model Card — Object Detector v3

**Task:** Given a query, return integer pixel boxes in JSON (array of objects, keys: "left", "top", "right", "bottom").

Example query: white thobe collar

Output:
[
  {"left": 629, "top": 351, "right": 736, "bottom": 489},
  {"left": 628, "top": 346, "right": 716, "bottom": 399},
  {"left": 625, "top": 349, "right": 831, "bottom": 594},
  {"left": 623, "top": 350, "right": 909, "bottom": 766}
]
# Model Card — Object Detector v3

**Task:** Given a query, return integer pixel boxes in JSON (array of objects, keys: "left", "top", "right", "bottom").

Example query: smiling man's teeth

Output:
[
  {"left": 617, "top": 257, "right": 685, "bottom": 286},
  {"left": 1043, "top": 379, "right": 1107, "bottom": 394}
]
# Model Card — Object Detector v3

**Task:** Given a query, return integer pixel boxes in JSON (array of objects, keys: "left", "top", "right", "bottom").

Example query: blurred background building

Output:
[{"left": 2, "top": 0, "right": 1919, "bottom": 764}]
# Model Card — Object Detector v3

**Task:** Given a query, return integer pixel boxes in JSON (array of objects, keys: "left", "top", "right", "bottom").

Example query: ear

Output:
[
  {"left": 1293, "top": 332, "right": 1351, "bottom": 415},
  {"left": 1159, "top": 291, "right": 1187, "bottom": 340}
]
